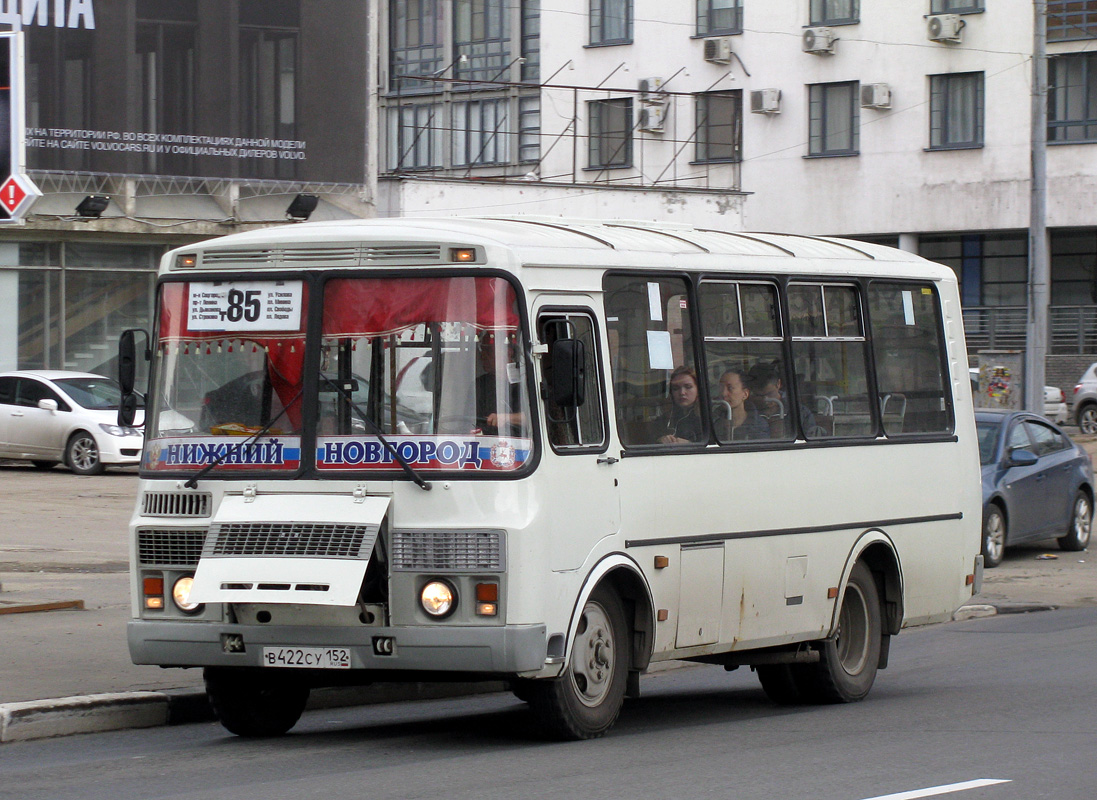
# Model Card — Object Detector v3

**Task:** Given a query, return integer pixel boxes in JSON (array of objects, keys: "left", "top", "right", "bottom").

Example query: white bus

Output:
[{"left": 120, "top": 217, "right": 983, "bottom": 740}]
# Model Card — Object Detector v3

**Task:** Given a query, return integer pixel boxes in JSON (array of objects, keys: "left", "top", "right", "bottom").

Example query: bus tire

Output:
[
  {"left": 797, "top": 562, "right": 882, "bottom": 704},
  {"left": 204, "top": 667, "right": 310, "bottom": 738},
  {"left": 526, "top": 586, "right": 628, "bottom": 740},
  {"left": 756, "top": 664, "right": 806, "bottom": 705}
]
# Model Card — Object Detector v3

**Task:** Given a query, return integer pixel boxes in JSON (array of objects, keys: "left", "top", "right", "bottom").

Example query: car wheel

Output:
[
  {"left": 526, "top": 586, "right": 629, "bottom": 739},
  {"left": 1078, "top": 404, "right": 1097, "bottom": 435},
  {"left": 31, "top": 460, "right": 56, "bottom": 470},
  {"left": 982, "top": 505, "right": 1006, "bottom": 568},
  {"left": 1058, "top": 491, "right": 1092, "bottom": 552},
  {"left": 65, "top": 431, "right": 104, "bottom": 475}
]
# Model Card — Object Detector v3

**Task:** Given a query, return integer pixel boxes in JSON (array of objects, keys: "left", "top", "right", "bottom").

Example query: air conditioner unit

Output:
[
  {"left": 639, "top": 76, "right": 665, "bottom": 98},
  {"left": 703, "top": 37, "right": 733, "bottom": 64},
  {"left": 860, "top": 83, "right": 891, "bottom": 109},
  {"left": 750, "top": 89, "right": 781, "bottom": 114},
  {"left": 802, "top": 27, "right": 835, "bottom": 55},
  {"left": 638, "top": 104, "right": 667, "bottom": 134},
  {"left": 927, "top": 13, "right": 964, "bottom": 42}
]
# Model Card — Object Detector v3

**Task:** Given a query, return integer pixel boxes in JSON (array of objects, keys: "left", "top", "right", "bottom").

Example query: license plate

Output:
[{"left": 261, "top": 646, "right": 352, "bottom": 669}]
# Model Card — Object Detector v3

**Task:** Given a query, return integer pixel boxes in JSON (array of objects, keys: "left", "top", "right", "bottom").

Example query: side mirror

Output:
[
  {"left": 118, "top": 328, "right": 150, "bottom": 427},
  {"left": 550, "top": 338, "right": 585, "bottom": 408},
  {"left": 37, "top": 398, "right": 58, "bottom": 412},
  {"left": 1008, "top": 448, "right": 1039, "bottom": 467}
]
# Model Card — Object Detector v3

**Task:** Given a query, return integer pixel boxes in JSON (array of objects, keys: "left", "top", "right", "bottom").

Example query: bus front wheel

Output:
[
  {"left": 797, "top": 561, "right": 882, "bottom": 704},
  {"left": 204, "top": 667, "right": 310, "bottom": 737},
  {"left": 527, "top": 586, "right": 629, "bottom": 740}
]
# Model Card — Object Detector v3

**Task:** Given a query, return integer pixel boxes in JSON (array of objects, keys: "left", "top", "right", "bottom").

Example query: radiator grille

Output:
[
  {"left": 391, "top": 529, "right": 505, "bottom": 572},
  {"left": 198, "top": 244, "right": 444, "bottom": 268},
  {"left": 137, "top": 528, "right": 208, "bottom": 567},
  {"left": 206, "top": 522, "right": 375, "bottom": 559},
  {"left": 141, "top": 492, "right": 212, "bottom": 518}
]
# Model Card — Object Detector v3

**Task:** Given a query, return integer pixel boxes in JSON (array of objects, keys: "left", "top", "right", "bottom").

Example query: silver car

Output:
[
  {"left": 0, "top": 370, "right": 143, "bottom": 474},
  {"left": 1074, "top": 363, "right": 1097, "bottom": 434}
]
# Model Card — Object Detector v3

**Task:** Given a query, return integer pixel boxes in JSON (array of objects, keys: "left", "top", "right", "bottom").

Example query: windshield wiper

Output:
[
  {"left": 320, "top": 375, "right": 432, "bottom": 491},
  {"left": 183, "top": 388, "right": 303, "bottom": 489}
]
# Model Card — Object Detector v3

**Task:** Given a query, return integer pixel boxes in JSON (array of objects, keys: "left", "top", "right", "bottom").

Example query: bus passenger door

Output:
[{"left": 536, "top": 307, "right": 621, "bottom": 571}]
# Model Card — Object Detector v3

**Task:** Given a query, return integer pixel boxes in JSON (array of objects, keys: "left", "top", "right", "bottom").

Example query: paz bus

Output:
[{"left": 119, "top": 217, "right": 983, "bottom": 740}]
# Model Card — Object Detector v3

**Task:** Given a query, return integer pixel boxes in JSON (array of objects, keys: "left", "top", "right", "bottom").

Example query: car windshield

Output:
[
  {"left": 53, "top": 377, "right": 123, "bottom": 410},
  {"left": 144, "top": 275, "right": 531, "bottom": 474},
  {"left": 976, "top": 419, "right": 1001, "bottom": 465}
]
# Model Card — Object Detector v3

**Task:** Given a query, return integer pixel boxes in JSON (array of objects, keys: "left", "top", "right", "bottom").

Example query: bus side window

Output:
[
  {"left": 789, "top": 284, "right": 873, "bottom": 439},
  {"left": 868, "top": 283, "right": 953, "bottom": 435},
  {"left": 538, "top": 312, "right": 606, "bottom": 450}
]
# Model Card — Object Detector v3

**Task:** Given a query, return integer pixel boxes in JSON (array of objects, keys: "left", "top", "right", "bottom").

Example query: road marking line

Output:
[{"left": 860, "top": 779, "right": 1012, "bottom": 800}]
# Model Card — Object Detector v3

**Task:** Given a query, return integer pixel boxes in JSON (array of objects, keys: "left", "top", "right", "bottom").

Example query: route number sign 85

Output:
[{"left": 188, "top": 280, "right": 304, "bottom": 332}]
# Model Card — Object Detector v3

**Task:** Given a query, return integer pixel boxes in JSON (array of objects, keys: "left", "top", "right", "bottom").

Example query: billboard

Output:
[
  {"left": 15, "top": 1, "right": 367, "bottom": 185},
  {"left": 0, "top": 30, "right": 40, "bottom": 221}
]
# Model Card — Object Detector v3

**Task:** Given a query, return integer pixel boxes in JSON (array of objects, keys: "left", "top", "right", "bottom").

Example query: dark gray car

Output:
[{"left": 977, "top": 410, "right": 1094, "bottom": 567}]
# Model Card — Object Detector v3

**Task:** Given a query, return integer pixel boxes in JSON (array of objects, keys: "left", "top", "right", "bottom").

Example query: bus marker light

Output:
[
  {"left": 657, "top": 609, "right": 668, "bottom": 621},
  {"left": 654, "top": 556, "right": 669, "bottom": 569},
  {"left": 827, "top": 587, "right": 839, "bottom": 599},
  {"left": 475, "top": 583, "right": 498, "bottom": 602},
  {"left": 450, "top": 248, "right": 476, "bottom": 262},
  {"left": 966, "top": 574, "right": 975, "bottom": 586},
  {"left": 143, "top": 575, "right": 164, "bottom": 609},
  {"left": 476, "top": 602, "right": 497, "bottom": 616},
  {"left": 145, "top": 596, "right": 164, "bottom": 610}
]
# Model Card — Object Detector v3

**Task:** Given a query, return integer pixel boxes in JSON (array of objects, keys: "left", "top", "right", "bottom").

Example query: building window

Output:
[
  {"left": 929, "top": 72, "right": 984, "bottom": 149},
  {"left": 695, "top": 91, "right": 742, "bottom": 163},
  {"left": 455, "top": 0, "right": 510, "bottom": 82},
  {"left": 1050, "top": 229, "right": 1097, "bottom": 304},
  {"left": 590, "top": 0, "right": 631, "bottom": 45},
  {"left": 521, "top": 0, "right": 540, "bottom": 82},
  {"left": 1049, "top": 0, "right": 1097, "bottom": 41},
  {"left": 518, "top": 96, "right": 541, "bottom": 162},
  {"left": 389, "top": 0, "right": 443, "bottom": 93},
  {"left": 930, "top": 0, "right": 984, "bottom": 13},
  {"left": 453, "top": 98, "right": 509, "bottom": 166},
  {"left": 240, "top": 28, "right": 298, "bottom": 180},
  {"left": 696, "top": 0, "right": 742, "bottom": 36},
  {"left": 1050, "top": 53, "right": 1097, "bottom": 142},
  {"left": 135, "top": 11, "right": 197, "bottom": 175},
  {"left": 919, "top": 233, "right": 1027, "bottom": 306},
  {"left": 808, "top": 82, "right": 859, "bottom": 156},
  {"left": 809, "top": 0, "right": 858, "bottom": 26},
  {"left": 588, "top": 98, "right": 633, "bottom": 169},
  {"left": 387, "top": 103, "right": 442, "bottom": 170}
]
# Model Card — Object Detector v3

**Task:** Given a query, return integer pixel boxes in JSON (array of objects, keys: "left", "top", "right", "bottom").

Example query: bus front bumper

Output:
[{"left": 127, "top": 620, "right": 549, "bottom": 675}]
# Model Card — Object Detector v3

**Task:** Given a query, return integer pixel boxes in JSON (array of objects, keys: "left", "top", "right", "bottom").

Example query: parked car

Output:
[
  {"left": 0, "top": 370, "right": 143, "bottom": 474},
  {"left": 976, "top": 410, "right": 1093, "bottom": 568},
  {"left": 1073, "top": 362, "right": 1097, "bottom": 434},
  {"left": 969, "top": 367, "right": 1068, "bottom": 424}
]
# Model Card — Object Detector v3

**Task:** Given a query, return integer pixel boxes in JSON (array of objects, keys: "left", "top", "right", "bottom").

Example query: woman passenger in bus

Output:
[
  {"left": 713, "top": 367, "right": 769, "bottom": 442},
  {"left": 657, "top": 366, "right": 705, "bottom": 444}
]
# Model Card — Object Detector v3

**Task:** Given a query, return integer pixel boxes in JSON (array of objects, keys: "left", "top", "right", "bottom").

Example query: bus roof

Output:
[{"left": 165, "top": 216, "right": 952, "bottom": 281}]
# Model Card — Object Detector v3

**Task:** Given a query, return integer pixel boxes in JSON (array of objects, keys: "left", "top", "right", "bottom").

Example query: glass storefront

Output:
[{"left": 0, "top": 243, "right": 160, "bottom": 377}]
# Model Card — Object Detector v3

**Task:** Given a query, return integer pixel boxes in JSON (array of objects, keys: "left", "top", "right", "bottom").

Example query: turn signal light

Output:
[
  {"left": 144, "top": 575, "right": 164, "bottom": 609},
  {"left": 475, "top": 583, "right": 498, "bottom": 602}
]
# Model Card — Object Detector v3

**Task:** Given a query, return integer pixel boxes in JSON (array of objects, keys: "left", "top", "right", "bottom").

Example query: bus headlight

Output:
[
  {"left": 420, "top": 580, "right": 456, "bottom": 618},
  {"left": 172, "top": 575, "right": 203, "bottom": 614}
]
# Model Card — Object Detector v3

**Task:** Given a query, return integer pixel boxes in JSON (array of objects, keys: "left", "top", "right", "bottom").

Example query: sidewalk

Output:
[{"left": 3, "top": 435, "right": 1096, "bottom": 742}]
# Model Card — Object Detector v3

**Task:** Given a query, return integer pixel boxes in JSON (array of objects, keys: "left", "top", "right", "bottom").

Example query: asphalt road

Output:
[{"left": 2, "top": 605, "right": 1096, "bottom": 800}]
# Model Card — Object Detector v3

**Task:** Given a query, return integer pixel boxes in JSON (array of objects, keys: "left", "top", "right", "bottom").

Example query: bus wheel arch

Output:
[{"left": 853, "top": 540, "right": 903, "bottom": 638}]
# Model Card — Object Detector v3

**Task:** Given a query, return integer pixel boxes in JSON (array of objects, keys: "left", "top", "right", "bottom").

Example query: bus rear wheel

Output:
[
  {"left": 204, "top": 667, "right": 310, "bottom": 737},
  {"left": 796, "top": 561, "right": 882, "bottom": 704},
  {"left": 526, "top": 586, "right": 628, "bottom": 740}
]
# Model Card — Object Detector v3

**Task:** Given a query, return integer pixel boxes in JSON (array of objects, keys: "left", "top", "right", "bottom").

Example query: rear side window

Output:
[{"left": 868, "top": 283, "right": 952, "bottom": 435}]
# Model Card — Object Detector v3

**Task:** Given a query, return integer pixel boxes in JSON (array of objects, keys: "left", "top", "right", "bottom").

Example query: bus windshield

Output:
[{"left": 143, "top": 275, "right": 531, "bottom": 474}]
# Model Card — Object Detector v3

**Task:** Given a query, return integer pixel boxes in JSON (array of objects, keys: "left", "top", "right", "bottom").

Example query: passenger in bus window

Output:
[
  {"left": 713, "top": 367, "right": 769, "bottom": 442},
  {"left": 658, "top": 366, "right": 705, "bottom": 444},
  {"left": 748, "top": 363, "right": 816, "bottom": 439},
  {"left": 476, "top": 333, "right": 526, "bottom": 436}
]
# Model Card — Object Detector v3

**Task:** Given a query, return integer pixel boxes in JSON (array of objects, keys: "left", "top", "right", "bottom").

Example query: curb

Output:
[
  {"left": 953, "top": 600, "right": 1059, "bottom": 621},
  {"left": 0, "top": 681, "right": 507, "bottom": 744}
]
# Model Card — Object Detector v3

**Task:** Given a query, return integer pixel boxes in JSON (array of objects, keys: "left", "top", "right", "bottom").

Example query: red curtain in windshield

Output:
[
  {"left": 322, "top": 276, "right": 519, "bottom": 337},
  {"left": 158, "top": 282, "right": 308, "bottom": 427}
]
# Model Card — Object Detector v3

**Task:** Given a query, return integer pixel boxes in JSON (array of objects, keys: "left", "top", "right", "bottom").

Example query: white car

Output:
[
  {"left": 0, "top": 370, "right": 143, "bottom": 474},
  {"left": 969, "top": 367, "right": 1068, "bottom": 424}
]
